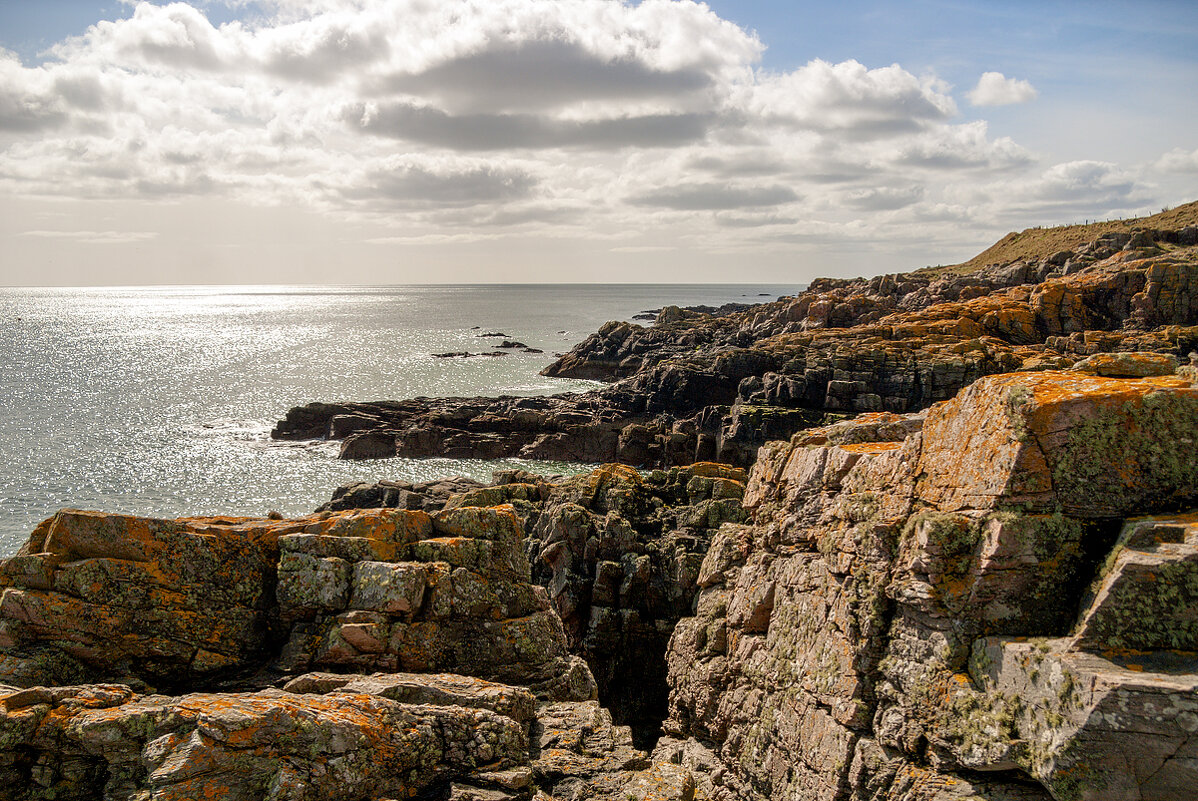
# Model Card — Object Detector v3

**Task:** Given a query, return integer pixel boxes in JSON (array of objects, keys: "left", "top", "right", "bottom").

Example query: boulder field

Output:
[
  {"left": 1, "top": 365, "right": 1197, "bottom": 799},
  {"left": 271, "top": 224, "right": 1198, "bottom": 470}
]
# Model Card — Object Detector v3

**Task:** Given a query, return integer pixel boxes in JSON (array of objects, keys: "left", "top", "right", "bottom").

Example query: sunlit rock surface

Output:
[
  {"left": 659, "top": 368, "right": 1198, "bottom": 801},
  {"left": 3, "top": 367, "right": 1198, "bottom": 797}
]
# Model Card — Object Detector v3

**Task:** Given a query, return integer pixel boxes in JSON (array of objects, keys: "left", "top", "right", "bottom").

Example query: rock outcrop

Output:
[
  {"left": 0, "top": 506, "right": 696, "bottom": 799},
  {"left": 657, "top": 367, "right": 1198, "bottom": 800},
  {"left": 272, "top": 227, "right": 1198, "bottom": 471},
  {"left": 317, "top": 462, "right": 751, "bottom": 749},
  {"left": 3, "top": 364, "right": 1198, "bottom": 798},
  {"left": 9, "top": 207, "right": 1198, "bottom": 799}
]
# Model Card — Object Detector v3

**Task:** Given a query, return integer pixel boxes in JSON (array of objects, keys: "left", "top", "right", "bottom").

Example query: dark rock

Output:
[
  {"left": 273, "top": 231, "right": 1198, "bottom": 478},
  {"left": 339, "top": 430, "right": 396, "bottom": 460}
]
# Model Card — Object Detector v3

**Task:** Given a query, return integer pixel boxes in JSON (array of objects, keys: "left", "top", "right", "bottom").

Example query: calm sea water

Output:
[{"left": 0, "top": 284, "right": 800, "bottom": 555}]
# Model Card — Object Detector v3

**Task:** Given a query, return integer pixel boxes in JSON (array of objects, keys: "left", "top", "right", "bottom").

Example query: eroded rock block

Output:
[{"left": 664, "top": 370, "right": 1198, "bottom": 801}]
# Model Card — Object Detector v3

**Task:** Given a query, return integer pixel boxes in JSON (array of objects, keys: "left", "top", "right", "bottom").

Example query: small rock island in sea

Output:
[{"left": 1, "top": 204, "right": 1198, "bottom": 799}]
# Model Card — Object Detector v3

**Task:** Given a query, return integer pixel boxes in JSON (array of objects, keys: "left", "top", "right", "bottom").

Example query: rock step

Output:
[{"left": 1073, "top": 513, "right": 1198, "bottom": 652}]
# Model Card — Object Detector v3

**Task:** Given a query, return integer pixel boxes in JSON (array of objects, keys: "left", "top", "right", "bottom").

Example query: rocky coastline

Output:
[
  {"left": 1, "top": 208, "right": 1197, "bottom": 799},
  {"left": 271, "top": 219, "right": 1198, "bottom": 470}
]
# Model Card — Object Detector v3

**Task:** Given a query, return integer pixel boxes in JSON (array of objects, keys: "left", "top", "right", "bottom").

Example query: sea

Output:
[{"left": 0, "top": 284, "right": 802, "bottom": 556}]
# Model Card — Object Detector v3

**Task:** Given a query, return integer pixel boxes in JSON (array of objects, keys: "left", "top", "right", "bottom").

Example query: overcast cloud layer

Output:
[{"left": 0, "top": 0, "right": 1192, "bottom": 284}]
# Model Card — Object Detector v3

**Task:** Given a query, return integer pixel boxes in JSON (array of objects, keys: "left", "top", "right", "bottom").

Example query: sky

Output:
[{"left": 0, "top": 0, "right": 1195, "bottom": 286}]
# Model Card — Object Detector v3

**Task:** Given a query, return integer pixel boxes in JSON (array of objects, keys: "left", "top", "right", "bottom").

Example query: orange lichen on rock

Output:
[
  {"left": 838, "top": 441, "right": 903, "bottom": 454},
  {"left": 917, "top": 370, "right": 1198, "bottom": 516}
]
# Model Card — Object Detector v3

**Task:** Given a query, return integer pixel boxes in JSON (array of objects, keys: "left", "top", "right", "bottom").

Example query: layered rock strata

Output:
[
  {"left": 272, "top": 229, "right": 1198, "bottom": 470},
  {"left": 658, "top": 366, "right": 1198, "bottom": 800},
  {"left": 318, "top": 462, "right": 751, "bottom": 748},
  {"left": 0, "top": 506, "right": 693, "bottom": 799}
]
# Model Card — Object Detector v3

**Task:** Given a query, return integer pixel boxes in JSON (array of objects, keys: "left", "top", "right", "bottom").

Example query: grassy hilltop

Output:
[{"left": 924, "top": 199, "right": 1198, "bottom": 276}]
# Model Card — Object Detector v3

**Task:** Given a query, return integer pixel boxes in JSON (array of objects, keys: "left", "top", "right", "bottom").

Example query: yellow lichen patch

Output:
[
  {"left": 688, "top": 462, "right": 749, "bottom": 483},
  {"left": 838, "top": 441, "right": 903, "bottom": 454}
]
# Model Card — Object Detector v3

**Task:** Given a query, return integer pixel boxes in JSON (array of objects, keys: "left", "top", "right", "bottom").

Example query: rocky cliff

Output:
[
  {"left": 0, "top": 506, "right": 697, "bottom": 799},
  {"left": 4, "top": 360, "right": 1198, "bottom": 799},
  {"left": 657, "top": 363, "right": 1198, "bottom": 800},
  {"left": 271, "top": 220, "right": 1198, "bottom": 470},
  {"left": 6, "top": 206, "right": 1198, "bottom": 799}
]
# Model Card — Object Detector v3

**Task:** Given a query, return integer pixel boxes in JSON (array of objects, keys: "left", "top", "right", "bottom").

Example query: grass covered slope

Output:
[{"left": 928, "top": 200, "right": 1198, "bottom": 276}]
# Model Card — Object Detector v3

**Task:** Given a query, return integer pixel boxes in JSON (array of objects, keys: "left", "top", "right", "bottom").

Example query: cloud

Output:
[
  {"left": 365, "top": 232, "right": 498, "bottom": 245},
  {"left": 0, "top": 0, "right": 1160, "bottom": 271},
  {"left": 1155, "top": 147, "right": 1198, "bottom": 173},
  {"left": 352, "top": 102, "right": 715, "bottom": 151},
  {"left": 892, "top": 121, "right": 1032, "bottom": 169},
  {"left": 0, "top": 50, "right": 69, "bottom": 132},
  {"left": 376, "top": 39, "right": 712, "bottom": 114},
  {"left": 844, "top": 186, "right": 925, "bottom": 211},
  {"left": 628, "top": 182, "right": 799, "bottom": 211},
  {"left": 746, "top": 59, "right": 956, "bottom": 136},
  {"left": 342, "top": 160, "right": 537, "bottom": 208},
  {"left": 21, "top": 229, "right": 158, "bottom": 244},
  {"left": 713, "top": 212, "right": 798, "bottom": 228},
  {"left": 1028, "top": 160, "right": 1135, "bottom": 204},
  {"left": 967, "top": 72, "right": 1038, "bottom": 106}
]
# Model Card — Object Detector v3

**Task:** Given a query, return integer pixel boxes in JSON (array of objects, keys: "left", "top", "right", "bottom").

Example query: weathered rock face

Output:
[
  {"left": 0, "top": 672, "right": 696, "bottom": 801},
  {"left": 0, "top": 507, "right": 593, "bottom": 702},
  {"left": 0, "top": 510, "right": 286, "bottom": 689},
  {"left": 659, "top": 368, "right": 1198, "bottom": 800},
  {"left": 0, "top": 679, "right": 530, "bottom": 800},
  {"left": 521, "top": 463, "right": 748, "bottom": 748},
  {"left": 0, "top": 504, "right": 701, "bottom": 799},
  {"left": 274, "top": 505, "right": 596, "bottom": 702},
  {"left": 271, "top": 232, "right": 1198, "bottom": 471},
  {"left": 319, "top": 462, "right": 751, "bottom": 749}
]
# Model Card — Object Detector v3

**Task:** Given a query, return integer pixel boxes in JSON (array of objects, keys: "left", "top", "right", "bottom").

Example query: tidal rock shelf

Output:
[
  {"left": 1, "top": 365, "right": 1197, "bottom": 799},
  {"left": 272, "top": 222, "right": 1198, "bottom": 469}
]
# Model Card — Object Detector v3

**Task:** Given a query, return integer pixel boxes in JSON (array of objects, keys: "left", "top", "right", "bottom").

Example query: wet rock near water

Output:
[{"left": 273, "top": 227, "right": 1198, "bottom": 472}]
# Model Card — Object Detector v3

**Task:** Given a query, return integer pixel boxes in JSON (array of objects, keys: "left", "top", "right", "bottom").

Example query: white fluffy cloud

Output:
[
  {"left": 0, "top": 0, "right": 1164, "bottom": 277},
  {"left": 1155, "top": 147, "right": 1198, "bottom": 173},
  {"left": 967, "top": 71, "right": 1038, "bottom": 106}
]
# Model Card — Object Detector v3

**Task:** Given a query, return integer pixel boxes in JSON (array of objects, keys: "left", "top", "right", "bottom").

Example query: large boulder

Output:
[{"left": 0, "top": 510, "right": 287, "bottom": 687}]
